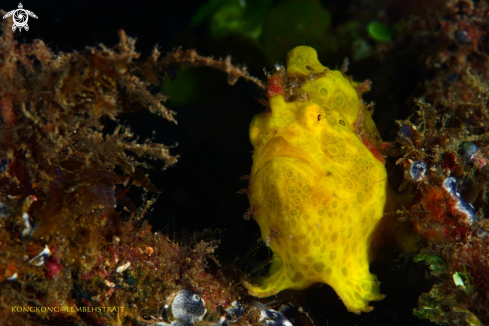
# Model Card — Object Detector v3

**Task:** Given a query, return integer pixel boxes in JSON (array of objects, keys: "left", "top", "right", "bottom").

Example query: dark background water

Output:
[{"left": 1, "top": 1, "right": 435, "bottom": 325}]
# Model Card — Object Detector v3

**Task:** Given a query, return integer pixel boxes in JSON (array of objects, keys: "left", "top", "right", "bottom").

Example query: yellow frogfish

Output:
[{"left": 243, "top": 46, "right": 392, "bottom": 313}]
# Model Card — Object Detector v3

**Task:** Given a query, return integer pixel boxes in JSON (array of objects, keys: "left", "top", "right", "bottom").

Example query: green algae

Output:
[{"left": 367, "top": 21, "right": 393, "bottom": 42}]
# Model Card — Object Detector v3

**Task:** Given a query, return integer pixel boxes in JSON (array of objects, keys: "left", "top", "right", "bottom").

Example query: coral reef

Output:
[
  {"left": 2, "top": 0, "right": 489, "bottom": 324},
  {"left": 393, "top": 73, "right": 489, "bottom": 326},
  {"left": 0, "top": 13, "right": 273, "bottom": 326},
  {"left": 402, "top": 0, "right": 489, "bottom": 112},
  {"left": 382, "top": 1, "right": 489, "bottom": 324}
]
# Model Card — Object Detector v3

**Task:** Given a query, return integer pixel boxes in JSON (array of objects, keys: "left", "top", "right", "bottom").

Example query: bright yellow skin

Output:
[{"left": 244, "top": 46, "right": 388, "bottom": 313}]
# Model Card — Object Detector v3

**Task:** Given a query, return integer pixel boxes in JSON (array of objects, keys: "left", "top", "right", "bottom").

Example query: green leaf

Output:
[
  {"left": 452, "top": 272, "right": 465, "bottom": 287},
  {"left": 413, "top": 254, "right": 426, "bottom": 263},
  {"left": 367, "top": 21, "right": 393, "bottom": 42}
]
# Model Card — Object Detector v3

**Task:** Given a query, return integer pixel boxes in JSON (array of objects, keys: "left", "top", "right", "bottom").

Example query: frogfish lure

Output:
[{"left": 244, "top": 46, "right": 390, "bottom": 313}]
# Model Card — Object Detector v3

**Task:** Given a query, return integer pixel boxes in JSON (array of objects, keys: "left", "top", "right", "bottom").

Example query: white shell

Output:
[
  {"left": 7, "top": 272, "right": 18, "bottom": 281},
  {"left": 116, "top": 261, "right": 131, "bottom": 273},
  {"left": 29, "top": 245, "right": 50, "bottom": 266}
]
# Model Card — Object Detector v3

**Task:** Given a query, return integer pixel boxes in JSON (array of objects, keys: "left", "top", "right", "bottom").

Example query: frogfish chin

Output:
[{"left": 243, "top": 46, "right": 391, "bottom": 313}]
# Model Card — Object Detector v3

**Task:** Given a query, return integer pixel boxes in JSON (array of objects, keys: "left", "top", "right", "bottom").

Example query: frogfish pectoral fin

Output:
[
  {"left": 243, "top": 252, "right": 315, "bottom": 297},
  {"left": 242, "top": 253, "right": 287, "bottom": 298},
  {"left": 327, "top": 269, "right": 386, "bottom": 313}
]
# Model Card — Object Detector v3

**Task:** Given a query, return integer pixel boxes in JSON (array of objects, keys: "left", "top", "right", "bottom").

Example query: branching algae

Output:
[{"left": 0, "top": 13, "right": 267, "bottom": 326}]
